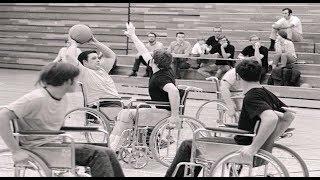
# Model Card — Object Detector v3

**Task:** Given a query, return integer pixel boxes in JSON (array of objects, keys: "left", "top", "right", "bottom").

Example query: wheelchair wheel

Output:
[
  {"left": 0, "top": 149, "right": 15, "bottom": 177},
  {"left": 195, "top": 99, "right": 232, "bottom": 127},
  {"left": 128, "top": 147, "right": 149, "bottom": 169},
  {"left": 209, "top": 149, "right": 289, "bottom": 177},
  {"left": 64, "top": 107, "right": 111, "bottom": 143},
  {"left": 13, "top": 149, "right": 52, "bottom": 177},
  {"left": 149, "top": 115, "right": 206, "bottom": 167},
  {"left": 272, "top": 143, "right": 309, "bottom": 177}
]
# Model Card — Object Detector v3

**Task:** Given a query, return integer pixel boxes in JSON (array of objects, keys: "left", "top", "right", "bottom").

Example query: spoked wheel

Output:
[
  {"left": 14, "top": 149, "right": 52, "bottom": 177},
  {"left": 271, "top": 143, "right": 309, "bottom": 177},
  {"left": 209, "top": 149, "right": 289, "bottom": 177},
  {"left": 0, "top": 149, "right": 15, "bottom": 177},
  {"left": 128, "top": 147, "right": 149, "bottom": 169},
  {"left": 64, "top": 107, "right": 111, "bottom": 143},
  {"left": 195, "top": 99, "right": 234, "bottom": 127},
  {"left": 119, "top": 148, "right": 131, "bottom": 163},
  {"left": 149, "top": 115, "right": 206, "bottom": 167}
]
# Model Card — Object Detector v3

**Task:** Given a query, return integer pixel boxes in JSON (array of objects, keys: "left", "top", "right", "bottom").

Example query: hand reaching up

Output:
[{"left": 124, "top": 22, "right": 136, "bottom": 37}]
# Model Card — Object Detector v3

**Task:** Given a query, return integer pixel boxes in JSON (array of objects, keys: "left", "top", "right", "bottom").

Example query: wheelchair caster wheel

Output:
[
  {"left": 119, "top": 148, "right": 131, "bottom": 163},
  {"left": 128, "top": 148, "right": 148, "bottom": 169}
]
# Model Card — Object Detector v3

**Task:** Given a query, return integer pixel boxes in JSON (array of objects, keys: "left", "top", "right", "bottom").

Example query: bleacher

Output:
[{"left": 0, "top": 3, "right": 320, "bottom": 108}]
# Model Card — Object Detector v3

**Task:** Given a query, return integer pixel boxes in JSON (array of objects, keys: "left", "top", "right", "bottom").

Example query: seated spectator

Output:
[
  {"left": 0, "top": 62, "right": 125, "bottom": 177},
  {"left": 272, "top": 30, "right": 297, "bottom": 69},
  {"left": 206, "top": 26, "right": 223, "bottom": 54},
  {"left": 167, "top": 32, "right": 192, "bottom": 79},
  {"left": 129, "top": 32, "right": 164, "bottom": 77},
  {"left": 269, "top": 8, "right": 303, "bottom": 51},
  {"left": 165, "top": 60, "right": 295, "bottom": 177},
  {"left": 191, "top": 37, "right": 212, "bottom": 69},
  {"left": 109, "top": 22, "right": 181, "bottom": 152},
  {"left": 53, "top": 36, "right": 82, "bottom": 63},
  {"left": 238, "top": 35, "right": 269, "bottom": 82},
  {"left": 197, "top": 35, "right": 235, "bottom": 79}
]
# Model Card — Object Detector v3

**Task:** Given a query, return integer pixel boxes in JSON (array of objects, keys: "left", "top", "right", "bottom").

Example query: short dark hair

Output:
[
  {"left": 153, "top": 49, "right": 172, "bottom": 69},
  {"left": 78, "top": 50, "right": 97, "bottom": 65},
  {"left": 36, "top": 62, "right": 80, "bottom": 87},
  {"left": 282, "top": 8, "right": 292, "bottom": 14},
  {"left": 148, "top": 32, "right": 157, "bottom": 38},
  {"left": 176, "top": 32, "right": 185, "bottom": 37},
  {"left": 235, "top": 60, "right": 262, "bottom": 82}
]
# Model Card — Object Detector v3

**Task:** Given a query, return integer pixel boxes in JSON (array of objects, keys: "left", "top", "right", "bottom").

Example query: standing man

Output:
[
  {"left": 167, "top": 32, "right": 192, "bottom": 79},
  {"left": 129, "top": 32, "right": 164, "bottom": 77},
  {"left": 269, "top": 8, "right": 303, "bottom": 51},
  {"left": 238, "top": 35, "right": 269, "bottom": 82}
]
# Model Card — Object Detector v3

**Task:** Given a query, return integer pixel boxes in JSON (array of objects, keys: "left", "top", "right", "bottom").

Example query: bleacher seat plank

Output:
[
  {"left": 0, "top": 12, "right": 128, "bottom": 21},
  {"left": 131, "top": 20, "right": 320, "bottom": 33},
  {"left": 131, "top": 3, "right": 320, "bottom": 14},
  {"left": 0, "top": 3, "right": 130, "bottom": 8},
  {"left": 128, "top": 38, "right": 314, "bottom": 53},
  {"left": 0, "top": 5, "right": 129, "bottom": 14}
]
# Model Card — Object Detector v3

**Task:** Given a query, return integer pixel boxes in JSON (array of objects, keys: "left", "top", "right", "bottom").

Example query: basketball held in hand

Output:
[{"left": 68, "top": 24, "right": 93, "bottom": 44}]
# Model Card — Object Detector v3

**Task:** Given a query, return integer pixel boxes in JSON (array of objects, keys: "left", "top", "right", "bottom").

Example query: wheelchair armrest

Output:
[
  {"left": 223, "top": 123, "right": 238, "bottom": 128},
  {"left": 144, "top": 101, "right": 170, "bottom": 106},
  {"left": 205, "top": 127, "right": 253, "bottom": 136},
  {"left": 60, "top": 126, "right": 99, "bottom": 131},
  {"left": 17, "top": 130, "right": 65, "bottom": 135},
  {"left": 177, "top": 85, "right": 203, "bottom": 92}
]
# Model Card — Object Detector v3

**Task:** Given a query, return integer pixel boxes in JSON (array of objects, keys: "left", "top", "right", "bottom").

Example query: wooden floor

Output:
[{"left": 0, "top": 68, "right": 320, "bottom": 177}]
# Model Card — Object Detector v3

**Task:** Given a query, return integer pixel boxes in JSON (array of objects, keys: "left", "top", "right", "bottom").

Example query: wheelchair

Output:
[
  {"left": 64, "top": 82, "right": 131, "bottom": 144},
  {"left": 116, "top": 85, "right": 207, "bottom": 169},
  {"left": 172, "top": 123, "right": 291, "bottom": 177},
  {"left": 0, "top": 118, "right": 109, "bottom": 177},
  {"left": 194, "top": 76, "right": 309, "bottom": 177}
]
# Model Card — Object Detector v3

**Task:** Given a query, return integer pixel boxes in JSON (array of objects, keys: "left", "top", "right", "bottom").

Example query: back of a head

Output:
[
  {"left": 153, "top": 49, "right": 173, "bottom": 69},
  {"left": 37, "top": 62, "right": 80, "bottom": 87},
  {"left": 235, "top": 60, "right": 262, "bottom": 82},
  {"left": 78, "top": 50, "right": 97, "bottom": 65}
]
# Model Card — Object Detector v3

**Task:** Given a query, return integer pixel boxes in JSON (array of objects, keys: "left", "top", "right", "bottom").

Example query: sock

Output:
[
  {"left": 109, "top": 135, "right": 121, "bottom": 151},
  {"left": 270, "top": 39, "right": 275, "bottom": 49}
]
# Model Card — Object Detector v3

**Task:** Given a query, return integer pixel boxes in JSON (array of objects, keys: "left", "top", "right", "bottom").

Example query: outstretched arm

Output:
[{"left": 124, "top": 22, "right": 152, "bottom": 63}]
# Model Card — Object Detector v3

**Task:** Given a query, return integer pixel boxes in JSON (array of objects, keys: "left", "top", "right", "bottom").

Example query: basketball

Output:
[{"left": 68, "top": 24, "right": 93, "bottom": 44}]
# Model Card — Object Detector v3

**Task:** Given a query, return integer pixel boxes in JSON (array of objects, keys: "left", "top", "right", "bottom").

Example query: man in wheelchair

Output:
[
  {"left": 64, "top": 33, "right": 121, "bottom": 121},
  {"left": 165, "top": 60, "right": 295, "bottom": 177},
  {"left": 0, "top": 62, "right": 124, "bottom": 177},
  {"left": 108, "top": 22, "right": 181, "bottom": 152}
]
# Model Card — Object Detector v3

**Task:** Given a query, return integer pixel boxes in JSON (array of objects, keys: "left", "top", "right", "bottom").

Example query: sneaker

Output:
[{"left": 129, "top": 71, "right": 137, "bottom": 77}]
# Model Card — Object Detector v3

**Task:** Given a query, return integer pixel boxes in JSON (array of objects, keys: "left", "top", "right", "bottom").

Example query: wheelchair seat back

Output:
[{"left": 193, "top": 130, "right": 243, "bottom": 163}]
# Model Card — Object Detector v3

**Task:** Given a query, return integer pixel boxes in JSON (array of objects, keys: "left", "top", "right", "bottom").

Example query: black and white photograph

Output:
[{"left": 0, "top": 2, "right": 319, "bottom": 177}]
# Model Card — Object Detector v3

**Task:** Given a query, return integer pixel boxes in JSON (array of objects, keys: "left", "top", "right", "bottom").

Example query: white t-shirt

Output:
[
  {"left": 276, "top": 16, "right": 302, "bottom": 34},
  {"left": 6, "top": 88, "right": 68, "bottom": 147},
  {"left": 57, "top": 47, "right": 82, "bottom": 63},
  {"left": 78, "top": 66, "right": 120, "bottom": 104},
  {"left": 221, "top": 68, "right": 242, "bottom": 92},
  {"left": 191, "top": 42, "right": 208, "bottom": 55}
]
